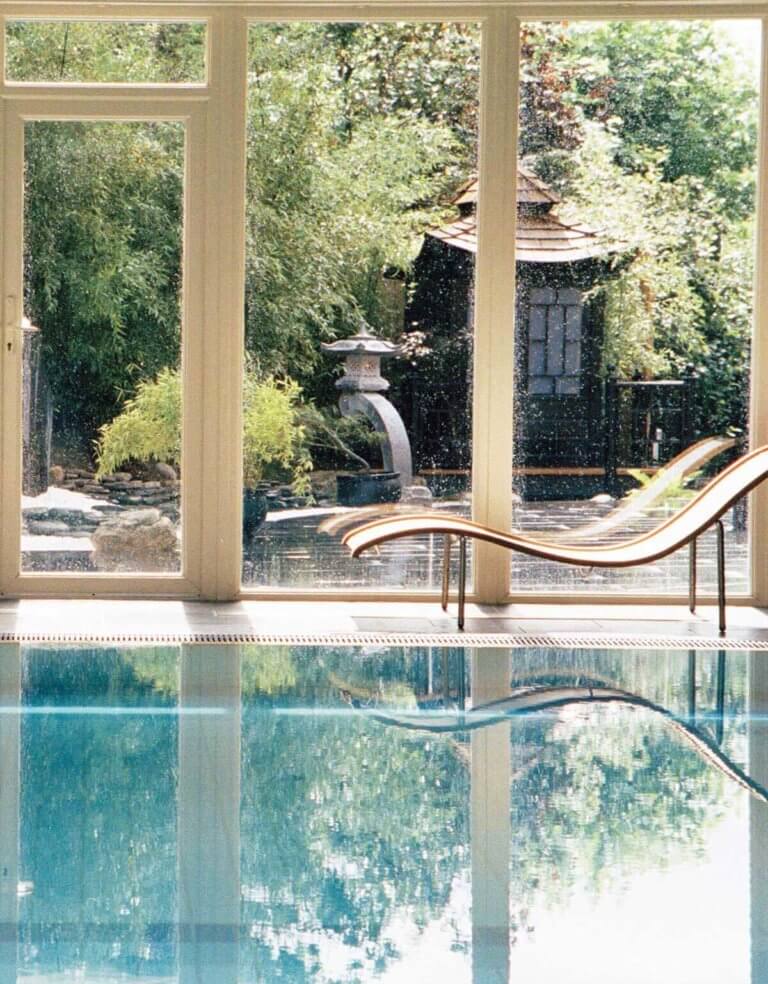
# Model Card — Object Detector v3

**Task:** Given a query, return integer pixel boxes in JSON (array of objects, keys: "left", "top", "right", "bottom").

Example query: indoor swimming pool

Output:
[{"left": 2, "top": 641, "right": 767, "bottom": 983}]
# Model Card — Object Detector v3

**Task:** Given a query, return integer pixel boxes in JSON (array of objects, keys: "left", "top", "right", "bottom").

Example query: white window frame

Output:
[{"left": 0, "top": 2, "right": 765, "bottom": 609}]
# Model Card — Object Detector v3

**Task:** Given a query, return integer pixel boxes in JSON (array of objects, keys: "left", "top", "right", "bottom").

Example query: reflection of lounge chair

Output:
[
  {"left": 343, "top": 444, "right": 768, "bottom": 634},
  {"left": 536, "top": 435, "right": 736, "bottom": 542},
  {"left": 323, "top": 435, "right": 733, "bottom": 540},
  {"left": 351, "top": 683, "right": 768, "bottom": 805}
]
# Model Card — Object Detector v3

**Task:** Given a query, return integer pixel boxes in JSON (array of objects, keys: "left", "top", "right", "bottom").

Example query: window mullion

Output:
[
  {"left": 749, "top": 16, "right": 768, "bottom": 605},
  {"left": 199, "top": 7, "right": 247, "bottom": 600},
  {"left": 471, "top": 8, "right": 519, "bottom": 604}
]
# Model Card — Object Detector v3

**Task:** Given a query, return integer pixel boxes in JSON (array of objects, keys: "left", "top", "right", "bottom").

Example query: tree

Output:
[
  {"left": 25, "top": 120, "right": 184, "bottom": 442},
  {"left": 518, "top": 21, "right": 757, "bottom": 435},
  {"left": 244, "top": 24, "right": 460, "bottom": 400},
  {"left": 95, "top": 366, "right": 313, "bottom": 492},
  {"left": 6, "top": 18, "right": 205, "bottom": 83},
  {"left": 568, "top": 21, "right": 758, "bottom": 217}
]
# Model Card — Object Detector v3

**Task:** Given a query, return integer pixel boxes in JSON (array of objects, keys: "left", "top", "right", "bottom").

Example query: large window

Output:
[{"left": 0, "top": 5, "right": 766, "bottom": 605}]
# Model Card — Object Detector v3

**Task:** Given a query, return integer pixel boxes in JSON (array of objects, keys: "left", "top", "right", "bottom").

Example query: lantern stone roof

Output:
[
  {"left": 321, "top": 327, "right": 402, "bottom": 357},
  {"left": 427, "top": 167, "right": 612, "bottom": 264}
]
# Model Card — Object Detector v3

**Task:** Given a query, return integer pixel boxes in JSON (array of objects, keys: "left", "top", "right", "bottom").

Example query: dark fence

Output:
[{"left": 604, "top": 369, "right": 697, "bottom": 496}]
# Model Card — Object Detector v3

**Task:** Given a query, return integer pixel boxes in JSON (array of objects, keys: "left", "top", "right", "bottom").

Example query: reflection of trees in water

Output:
[
  {"left": 503, "top": 649, "right": 746, "bottom": 915},
  {"left": 239, "top": 645, "right": 470, "bottom": 983},
  {"left": 20, "top": 646, "right": 179, "bottom": 978},
  {"left": 15, "top": 644, "right": 748, "bottom": 982},
  {"left": 509, "top": 707, "right": 730, "bottom": 915}
]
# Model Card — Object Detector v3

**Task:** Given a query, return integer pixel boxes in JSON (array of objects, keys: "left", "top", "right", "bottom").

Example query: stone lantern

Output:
[{"left": 322, "top": 327, "right": 413, "bottom": 490}]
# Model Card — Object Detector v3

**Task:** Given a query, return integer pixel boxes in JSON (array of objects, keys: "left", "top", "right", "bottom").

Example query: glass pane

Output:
[
  {"left": 6, "top": 20, "right": 206, "bottom": 83},
  {"left": 22, "top": 121, "right": 185, "bottom": 574},
  {"left": 241, "top": 23, "right": 480, "bottom": 590},
  {"left": 19, "top": 645, "right": 179, "bottom": 980},
  {"left": 512, "top": 20, "right": 760, "bottom": 596}
]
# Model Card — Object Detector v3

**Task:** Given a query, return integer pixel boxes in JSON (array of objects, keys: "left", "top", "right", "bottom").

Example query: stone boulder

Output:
[{"left": 91, "top": 508, "right": 179, "bottom": 572}]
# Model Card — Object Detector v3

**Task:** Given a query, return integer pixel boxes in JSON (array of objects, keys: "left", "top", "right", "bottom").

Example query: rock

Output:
[
  {"left": 91, "top": 509, "right": 179, "bottom": 572},
  {"left": 23, "top": 508, "right": 53, "bottom": 521},
  {"left": 141, "top": 493, "right": 173, "bottom": 505},
  {"left": 26, "top": 520, "right": 71, "bottom": 536},
  {"left": 101, "top": 472, "right": 133, "bottom": 485},
  {"left": 23, "top": 507, "right": 101, "bottom": 528},
  {"left": 152, "top": 462, "right": 177, "bottom": 481},
  {"left": 401, "top": 484, "right": 433, "bottom": 506}
]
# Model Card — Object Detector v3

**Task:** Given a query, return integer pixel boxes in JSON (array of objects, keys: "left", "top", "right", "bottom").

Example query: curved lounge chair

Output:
[{"left": 343, "top": 444, "right": 768, "bottom": 633}]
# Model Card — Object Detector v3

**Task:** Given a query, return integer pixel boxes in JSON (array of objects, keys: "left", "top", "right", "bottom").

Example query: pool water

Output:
[{"left": 5, "top": 643, "right": 768, "bottom": 983}]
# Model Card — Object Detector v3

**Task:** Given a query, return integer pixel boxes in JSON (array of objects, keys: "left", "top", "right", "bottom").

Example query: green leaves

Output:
[
  {"left": 25, "top": 121, "right": 184, "bottom": 435},
  {"left": 94, "top": 367, "right": 181, "bottom": 477},
  {"left": 95, "top": 366, "right": 313, "bottom": 493},
  {"left": 244, "top": 23, "right": 470, "bottom": 393}
]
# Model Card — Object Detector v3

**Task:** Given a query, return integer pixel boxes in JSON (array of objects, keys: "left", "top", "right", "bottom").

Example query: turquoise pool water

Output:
[{"left": 5, "top": 643, "right": 768, "bottom": 983}]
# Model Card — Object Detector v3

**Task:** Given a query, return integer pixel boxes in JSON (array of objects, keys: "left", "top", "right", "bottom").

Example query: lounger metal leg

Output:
[
  {"left": 457, "top": 536, "right": 467, "bottom": 631},
  {"left": 441, "top": 535, "right": 453, "bottom": 612},
  {"left": 716, "top": 519, "right": 726, "bottom": 635},
  {"left": 688, "top": 538, "right": 697, "bottom": 614}
]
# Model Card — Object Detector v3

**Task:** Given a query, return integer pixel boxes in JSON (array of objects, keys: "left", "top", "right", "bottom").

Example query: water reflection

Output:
[{"left": 0, "top": 644, "right": 766, "bottom": 982}]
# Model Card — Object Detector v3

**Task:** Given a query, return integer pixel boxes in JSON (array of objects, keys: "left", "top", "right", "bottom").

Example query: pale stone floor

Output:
[{"left": 2, "top": 598, "right": 768, "bottom": 642}]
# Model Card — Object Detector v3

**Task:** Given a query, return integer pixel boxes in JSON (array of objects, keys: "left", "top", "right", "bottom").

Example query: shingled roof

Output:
[{"left": 427, "top": 168, "right": 610, "bottom": 264}]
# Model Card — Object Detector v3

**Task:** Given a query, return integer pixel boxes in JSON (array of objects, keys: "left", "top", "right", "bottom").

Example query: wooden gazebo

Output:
[{"left": 396, "top": 167, "right": 628, "bottom": 499}]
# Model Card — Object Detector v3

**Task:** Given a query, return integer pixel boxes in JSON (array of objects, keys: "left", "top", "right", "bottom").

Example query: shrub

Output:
[{"left": 95, "top": 367, "right": 312, "bottom": 493}]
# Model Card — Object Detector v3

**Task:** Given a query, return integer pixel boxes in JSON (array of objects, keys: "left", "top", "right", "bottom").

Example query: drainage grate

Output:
[{"left": 2, "top": 630, "right": 768, "bottom": 649}]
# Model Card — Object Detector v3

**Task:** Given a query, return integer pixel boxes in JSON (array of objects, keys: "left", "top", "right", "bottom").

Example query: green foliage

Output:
[
  {"left": 322, "top": 22, "right": 480, "bottom": 160},
  {"left": 568, "top": 21, "right": 758, "bottom": 216},
  {"left": 244, "top": 24, "right": 461, "bottom": 393},
  {"left": 6, "top": 19, "right": 205, "bottom": 82},
  {"left": 520, "top": 22, "right": 757, "bottom": 430},
  {"left": 25, "top": 121, "right": 184, "bottom": 438},
  {"left": 95, "top": 367, "right": 313, "bottom": 492},
  {"left": 94, "top": 367, "right": 180, "bottom": 477},
  {"left": 624, "top": 466, "right": 699, "bottom": 510},
  {"left": 14, "top": 18, "right": 760, "bottom": 455},
  {"left": 242, "top": 374, "right": 312, "bottom": 492}
]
